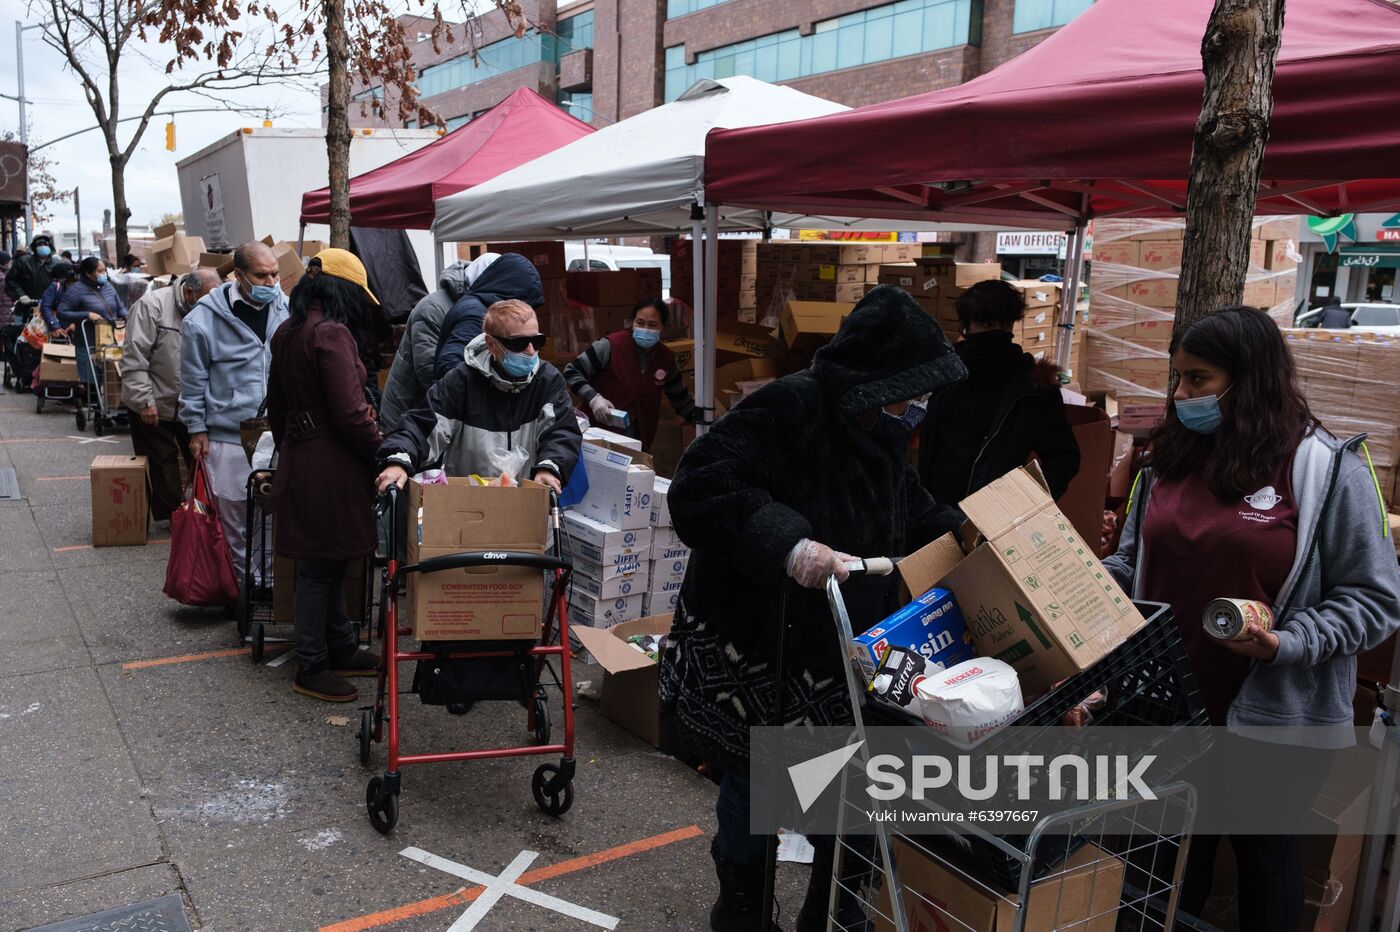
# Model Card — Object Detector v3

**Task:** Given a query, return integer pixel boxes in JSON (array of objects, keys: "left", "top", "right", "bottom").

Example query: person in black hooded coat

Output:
[
  {"left": 433, "top": 252, "right": 545, "bottom": 379},
  {"left": 659, "top": 285, "right": 967, "bottom": 932},
  {"left": 918, "top": 279, "right": 1080, "bottom": 505}
]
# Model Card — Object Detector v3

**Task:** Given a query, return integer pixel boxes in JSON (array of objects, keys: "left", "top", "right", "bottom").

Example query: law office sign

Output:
[{"left": 996, "top": 231, "right": 1069, "bottom": 257}]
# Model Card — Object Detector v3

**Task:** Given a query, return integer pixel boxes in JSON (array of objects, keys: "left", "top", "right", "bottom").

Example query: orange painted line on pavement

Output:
[
  {"left": 53, "top": 538, "right": 170, "bottom": 553},
  {"left": 36, "top": 475, "right": 90, "bottom": 481},
  {"left": 320, "top": 824, "right": 706, "bottom": 932},
  {"left": 121, "top": 643, "right": 289, "bottom": 670},
  {"left": 0, "top": 437, "right": 88, "bottom": 444}
]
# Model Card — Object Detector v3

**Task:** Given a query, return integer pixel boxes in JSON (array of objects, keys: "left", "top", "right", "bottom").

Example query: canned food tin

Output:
[{"left": 1202, "top": 598, "right": 1274, "bottom": 641}]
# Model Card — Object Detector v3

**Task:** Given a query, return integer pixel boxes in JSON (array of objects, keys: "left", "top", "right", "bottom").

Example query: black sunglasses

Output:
[{"left": 490, "top": 332, "right": 547, "bottom": 353}]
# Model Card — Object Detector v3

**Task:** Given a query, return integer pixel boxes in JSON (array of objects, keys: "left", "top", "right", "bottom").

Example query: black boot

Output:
[
  {"left": 796, "top": 838, "right": 873, "bottom": 932},
  {"left": 710, "top": 838, "right": 782, "bottom": 932}
]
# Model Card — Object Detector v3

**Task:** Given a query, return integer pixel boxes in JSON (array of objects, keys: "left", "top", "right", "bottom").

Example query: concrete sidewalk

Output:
[{"left": 0, "top": 389, "right": 811, "bottom": 931}]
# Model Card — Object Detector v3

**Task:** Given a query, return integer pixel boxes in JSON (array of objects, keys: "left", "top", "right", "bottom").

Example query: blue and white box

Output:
[
  {"left": 650, "top": 477, "right": 672, "bottom": 527},
  {"left": 564, "top": 511, "right": 653, "bottom": 555},
  {"left": 649, "top": 556, "right": 689, "bottom": 587},
  {"left": 850, "top": 586, "right": 974, "bottom": 681}
]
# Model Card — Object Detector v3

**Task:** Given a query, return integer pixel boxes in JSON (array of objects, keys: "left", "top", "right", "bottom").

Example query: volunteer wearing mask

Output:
[
  {"left": 4, "top": 234, "right": 58, "bottom": 303},
  {"left": 1103, "top": 306, "right": 1400, "bottom": 932},
  {"left": 268, "top": 250, "right": 384, "bottom": 703},
  {"left": 660, "top": 285, "right": 967, "bottom": 932},
  {"left": 918, "top": 279, "right": 1079, "bottom": 503},
  {"left": 563, "top": 297, "right": 697, "bottom": 449}
]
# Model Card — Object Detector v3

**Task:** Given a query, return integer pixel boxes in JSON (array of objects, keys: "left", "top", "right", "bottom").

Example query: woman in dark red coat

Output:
[
  {"left": 267, "top": 249, "right": 383, "bottom": 703},
  {"left": 563, "top": 297, "right": 697, "bottom": 450}
]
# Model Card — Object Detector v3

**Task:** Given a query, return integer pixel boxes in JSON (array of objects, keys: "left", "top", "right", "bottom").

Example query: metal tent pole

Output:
[
  {"left": 1352, "top": 647, "right": 1400, "bottom": 931},
  {"left": 700, "top": 205, "right": 719, "bottom": 436},
  {"left": 1055, "top": 223, "right": 1087, "bottom": 373},
  {"left": 689, "top": 206, "right": 707, "bottom": 435}
]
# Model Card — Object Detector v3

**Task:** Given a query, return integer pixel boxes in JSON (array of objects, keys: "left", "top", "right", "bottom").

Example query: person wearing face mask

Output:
[
  {"left": 4, "top": 235, "right": 58, "bottom": 303},
  {"left": 917, "top": 279, "right": 1079, "bottom": 505},
  {"left": 375, "top": 298, "right": 581, "bottom": 496},
  {"left": 57, "top": 257, "right": 128, "bottom": 389},
  {"left": 180, "top": 242, "right": 291, "bottom": 597},
  {"left": 562, "top": 296, "right": 697, "bottom": 450},
  {"left": 658, "top": 285, "right": 967, "bottom": 932},
  {"left": 1102, "top": 306, "right": 1400, "bottom": 932},
  {"left": 122, "top": 269, "right": 221, "bottom": 524}
]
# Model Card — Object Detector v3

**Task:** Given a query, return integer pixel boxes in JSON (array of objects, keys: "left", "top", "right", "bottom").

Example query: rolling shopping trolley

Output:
[
  {"left": 33, "top": 329, "right": 81, "bottom": 416},
  {"left": 355, "top": 484, "right": 577, "bottom": 833},
  {"left": 75, "top": 319, "right": 128, "bottom": 436}
]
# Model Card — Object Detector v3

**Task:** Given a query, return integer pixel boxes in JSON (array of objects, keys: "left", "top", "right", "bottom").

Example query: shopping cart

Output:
[
  {"left": 239, "top": 467, "right": 375, "bottom": 662},
  {"left": 75, "top": 319, "right": 128, "bottom": 436},
  {"left": 356, "top": 485, "right": 577, "bottom": 833},
  {"left": 755, "top": 562, "right": 1208, "bottom": 932},
  {"left": 33, "top": 329, "right": 81, "bottom": 417}
]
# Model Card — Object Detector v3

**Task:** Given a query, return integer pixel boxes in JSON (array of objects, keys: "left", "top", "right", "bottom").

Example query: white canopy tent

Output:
[{"left": 433, "top": 76, "right": 1057, "bottom": 427}]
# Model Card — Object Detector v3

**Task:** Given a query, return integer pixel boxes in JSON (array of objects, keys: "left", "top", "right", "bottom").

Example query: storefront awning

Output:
[{"left": 1339, "top": 245, "right": 1400, "bottom": 269}]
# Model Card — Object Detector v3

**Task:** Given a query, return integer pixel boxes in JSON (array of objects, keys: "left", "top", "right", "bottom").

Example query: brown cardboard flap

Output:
[
  {"left": 897, "top": 533, "right": 966, "bottom": 599},
  {"left": 42, "top": 342, "right": 77, "bottom": 360},
  {"left": 410, "top": 478, "right": 550, "bottom": 551},
  {"left": 958, "top": 466, "right": 1054, "bottom": 540},
  {"left": 572, "top": 614, "right": 671, "bottom": 673},
  {"left": 586, "top": 437, "right": 656, "bottom": 470}
]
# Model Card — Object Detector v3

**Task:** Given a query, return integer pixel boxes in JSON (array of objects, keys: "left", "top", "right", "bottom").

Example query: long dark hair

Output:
[
  {"left": 1149, "top": 305, "right": 1317, "bottom": 501},
  {"left": 288, "top": 263, "right": 368, "bottom": 330}
]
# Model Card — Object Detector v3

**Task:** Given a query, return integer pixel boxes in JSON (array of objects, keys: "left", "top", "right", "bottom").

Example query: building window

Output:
[
  {"left": 667, "top": 0, "right": 733, "bottom": 18},
  {"left": 405, "top": 118, "right": 418, "bottom": 129},
  {"left": 417, "top": 31, "right": 552, "bottom": 99},
  {"left": 353, "top": 85, "right": 384, "bottom": 102},
  {"left": 445, "top": 114, "right": 472, "bottom": 130},
  {"left": 555, "top": 10, "right": 594, "bottom": 54},
  {"left": 557, "top": 90, "right": 594, "bottom": 120},
  {"left": 664, "top": 0, "right": 974, "bottom": 101},
  {"left": 1013, "top": 0, "right": 1092, "bottom": 33}
]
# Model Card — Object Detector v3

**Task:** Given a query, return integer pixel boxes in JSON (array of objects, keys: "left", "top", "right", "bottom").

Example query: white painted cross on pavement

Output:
[
  {"left": 400, "top": 846, "right": 620, "bottom": 931},
  {"left": 68, "top": 434, "right": 118, "bottom": 445}
]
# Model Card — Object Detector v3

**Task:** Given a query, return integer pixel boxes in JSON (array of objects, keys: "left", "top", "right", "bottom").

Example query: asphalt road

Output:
[{"left": 0, "top": 386, "right": 814, "bottom": 931}]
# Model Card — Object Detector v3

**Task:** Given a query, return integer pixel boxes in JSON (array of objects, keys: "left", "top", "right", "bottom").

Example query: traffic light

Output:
[{"left": 165, "top": 121, "right": 175, "bottom": 151}]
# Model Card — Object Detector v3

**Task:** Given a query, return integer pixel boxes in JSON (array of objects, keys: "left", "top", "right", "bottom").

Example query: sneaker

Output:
[
  {"left": 293, "top": 668, "right": 359, "bottom": 702},
  {"left": 330, "top": 648, "right": 380, "bottom": 678}
]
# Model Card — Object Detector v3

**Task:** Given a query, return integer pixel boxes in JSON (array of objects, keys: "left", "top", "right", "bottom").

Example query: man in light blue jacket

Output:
[{"left": 180, "top": 242, "right": 290, "bottom": 598}]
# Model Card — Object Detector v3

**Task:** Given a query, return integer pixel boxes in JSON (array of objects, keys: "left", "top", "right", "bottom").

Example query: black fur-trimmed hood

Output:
[{"left": 810, "top": 284, "right": 966, "bottom": 414}]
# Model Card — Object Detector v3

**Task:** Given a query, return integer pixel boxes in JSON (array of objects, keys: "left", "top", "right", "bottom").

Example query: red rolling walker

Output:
[{"left": 358, "top": 485, "right": 577, "bottom": 833}]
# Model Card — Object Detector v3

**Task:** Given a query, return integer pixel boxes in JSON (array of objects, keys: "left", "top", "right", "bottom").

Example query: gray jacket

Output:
[
  {"left": 121, "top": 284, "right": 185, "bottom": 421},
  {"left": 1104, "top": 430, "right": 1400, "bottom": 746},
  {"left": 379, "top": 262, "right": 472, "bottom": 431},
  {"left": 178, "top": 282, "right": 290, "bottom": 444}
]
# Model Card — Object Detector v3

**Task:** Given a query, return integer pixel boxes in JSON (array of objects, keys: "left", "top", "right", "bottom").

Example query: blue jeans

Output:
[{"left": 715, "top": 772, "right": 767, "bottom": 866}]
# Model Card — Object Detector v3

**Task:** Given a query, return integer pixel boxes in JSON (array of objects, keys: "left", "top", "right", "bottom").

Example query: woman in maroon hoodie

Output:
[{"left": 267, "top": 249, "right": 383, "bottom": 703}]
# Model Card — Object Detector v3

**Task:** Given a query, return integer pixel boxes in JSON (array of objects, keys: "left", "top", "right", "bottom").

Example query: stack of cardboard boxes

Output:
[
  {"left": 670, "top": 239, "right": 758, "bottom": 323},
  {"left": 485, "top": 241, "right": 571, "bottom": 355},
  {"left": 145, "top": 223, "right": 207, "bottom": 277},
  {"left": 759, "top": 241, "right": 921, "bottom": 330},
  {"left": 564, "top": 437, "right": 657, "bottom": 652},
  {"left": 1085, "top": 217, "right": 1300, "bottom": 407},
  {"left": 644, "top": 478, "right": 689, "bottom": 618},
  {"left": 1283, "top": 328, "right": 1400, "bottom": 508}
]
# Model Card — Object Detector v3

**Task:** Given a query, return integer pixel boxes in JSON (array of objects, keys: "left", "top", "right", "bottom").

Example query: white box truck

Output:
[{"left": 175, "top": 126, "right": 445, "bottom": 274}]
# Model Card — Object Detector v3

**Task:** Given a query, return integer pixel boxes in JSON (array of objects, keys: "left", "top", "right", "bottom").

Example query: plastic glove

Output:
[
  {"left": 784, "top": 538, "right": 856, "bottom": 589},
  {"left": 588, "top": 394, "right": 615, "bottom": 422}
]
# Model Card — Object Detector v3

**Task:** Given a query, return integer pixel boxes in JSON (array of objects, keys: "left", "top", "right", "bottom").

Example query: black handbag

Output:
[{"left": 412, "top": 641, "right": 534, "bottom": 706}]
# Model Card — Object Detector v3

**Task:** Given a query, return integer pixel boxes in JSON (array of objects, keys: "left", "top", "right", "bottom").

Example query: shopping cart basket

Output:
[
  {"left": 356, "top": 484, "right": 577, "bottom": 833},
  {"left": 75, "top": 319, "right": 128, "bottom": 436},
  {"left": 33, "top": 329, "right": 81, "bottom": 416}
]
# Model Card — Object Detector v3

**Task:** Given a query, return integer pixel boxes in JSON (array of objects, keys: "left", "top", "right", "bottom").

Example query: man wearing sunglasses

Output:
[{"left": 376, "top": 299, "right": 581, "bottom": 493}]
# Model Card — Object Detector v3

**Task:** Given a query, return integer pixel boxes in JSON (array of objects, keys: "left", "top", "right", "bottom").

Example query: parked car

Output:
[{"left": 1294, "top": 302, "right": 1400, "bottom": 335}]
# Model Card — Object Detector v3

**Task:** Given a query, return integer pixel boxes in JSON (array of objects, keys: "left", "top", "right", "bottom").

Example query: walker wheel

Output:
[
  {"left": 251, "top": 624, "right": 265, "bottom": 663},
  {"left": 532, "top": 689, "right": 551, "bottom": 746},
  {"left": 74, "top": 406, "right": 86, "bottom": 431},
  {"left": 532, "top": 764, "right": 573, "bottom": 817},
  {"left": 366, "top": 776, "right": 399, "bottom": 834},
  {"left": 358, "top": 708, "right": 373, "bottom": 765}
]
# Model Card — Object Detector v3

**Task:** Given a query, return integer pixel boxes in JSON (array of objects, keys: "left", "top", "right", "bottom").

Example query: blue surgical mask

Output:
[
  {"left": 36, "top": 246, "right": 52, "bottom": 258},
  {"left": 94, "top": 273, "right": 109, "bottom": 285},
  {"left": 632, "top": 326, "right": 661, "bottom": 349},
  {"left": 239, "top": 272, "right": 280, "bottom": 306},
  {"left": 1175, "top": 387, "right": 1230, "bottom": 434},
  {"left": 500, "top": 350, "right": 539, "bottom": 379}
]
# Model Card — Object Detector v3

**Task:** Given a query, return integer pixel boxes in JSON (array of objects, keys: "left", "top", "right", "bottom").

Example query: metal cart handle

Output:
[{"left": 405, "top": 550, "right": 571, "bottom": 576}]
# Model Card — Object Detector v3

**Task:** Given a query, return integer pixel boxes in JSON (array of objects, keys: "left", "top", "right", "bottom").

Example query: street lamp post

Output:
[{"left": 14, "top": 21, "right": 41, "bottom": 244}]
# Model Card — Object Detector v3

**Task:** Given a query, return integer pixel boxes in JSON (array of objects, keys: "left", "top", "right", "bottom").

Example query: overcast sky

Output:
[{"left": 0, "top": 0, "right": 328, "bottom": 237}]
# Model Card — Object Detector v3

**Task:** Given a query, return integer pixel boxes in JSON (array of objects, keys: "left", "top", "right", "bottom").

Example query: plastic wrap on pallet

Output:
[{"left": 1281, "top": 330, "right": 1400, "bottom": 474}]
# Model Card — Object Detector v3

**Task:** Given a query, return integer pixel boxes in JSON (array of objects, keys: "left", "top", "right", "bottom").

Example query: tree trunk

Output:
[
  {"left": 1174, "top": 0, "right": 1285, "bottom": 331},
  {"left": 324, "top": 0, "right": 352, "bottom": 249},
  {"left": 111, "top": 157, "right": 131, "bottom": 262}
]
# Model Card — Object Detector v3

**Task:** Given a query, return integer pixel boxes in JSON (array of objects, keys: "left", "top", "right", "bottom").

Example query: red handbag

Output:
[{"left": 163, "top": 457, "right": 239, "bottom": 606}]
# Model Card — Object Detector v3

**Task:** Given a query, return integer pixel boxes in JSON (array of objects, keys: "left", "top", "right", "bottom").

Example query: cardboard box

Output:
[
  {"left": 1301, "top": 756, "right": 1372, "bottom": 932},
  {"left": 897, "top": 466, "right": 1146, "bottom": 697},
  {"left": 1139, "top": 240, "right": 1185, "bottom": 272},
  {"left": 489, "top": 240, "right": 568, "bottom": 279},
  {"left": 1119, "top": 402, "right": 1168, "bottom": 432},
  {"left": 878, "top": 263, "right": 939, "bottom": 295},
  {"left": 850, "top": 586, "right": 975, "bottom": 681},
  {"left": 877, "top": 839, "right": 1125, "bottom": 932},
  {"left": 566, "top": 270, "right": 638, "bottom": 307},
  {"left": 1012, "top": 280, "right": 1061, "bottom": 309},
  {"left": 652, "top": 541, "right": 691, "bottom": 563},
  {"left": 1091, "top": 241, "right": 1141, "bottom": 267},
  {"left": 650, "top": 476, "right": 672, "bottom": 528},
  {"left": 199, "top": 251, "right": 236, "bottom": 276},
  {"left": 572, "top": 565, "right": 649, "bottom": 600},
  {"left": 153, "top": 221, "right": 179, "bottom": 239},
  {"left": 573, "top": 538, "right": 652, "bottom": 576},
  {"left": 1268, "top": 238, "right": 1300, "bottom": 271},
  {"left": 148, "top": 233, "right": 206, "bottom": 276},
  {"left": 1242, "top": 276, "right": 1276, "bottom": 308},
  {"left": 582, "top": 426, "right": 642, "bottom": 452},
  {"left": 570, "top": 590, "right": 646, "bottom": 625},
  {"left": 650, "top": 525, "right": 684, "bottom": 551},
  {"left": 649, "top": 555, "right": 690, "bottom": 587},
  {"left": 90, "top": 455, "right": 149, "bottom": 546},
  {"left": 271, "top": 241, "right": 307, "bottom": 293},
  {"left": 1056, "top": 405, "right": 1113, "bottom": 545},
  {"left": 1256, "top": 216, "right": 1299, "bottom": 241},
  {"left": 406, "top": 478, "right": 550, "bottom": 640},
  {"left": 572, "top": 614, "right": 673, "bottom": 744},
  {"left": 576, "top": 439, "right": 656, "bottom": 531},
  {"left": 563, "top": 511, "right": 651, "bottom": 554},
  {"left": 39, "top": 341, "right": 80, "bottom": 383},
  {"left": 1249, "top": 238, "right": 1268, "bottom": 270},
  {"left": 780, "top": 300, "right": 850, "bottom": 355},
  {"left": 1112, "top": 278, "right": 1178, "bottom": 308},
  {"left": 643, "top": 589, "right": 681, "bottom": 617}
]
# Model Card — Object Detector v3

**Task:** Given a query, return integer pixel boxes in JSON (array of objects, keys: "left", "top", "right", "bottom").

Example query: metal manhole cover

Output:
[
  {"left": 0, "top": 467, "right": 19, "bottom": 500},
  {"left": 26, "top": 894, "right": 192, "bottom": 932}
]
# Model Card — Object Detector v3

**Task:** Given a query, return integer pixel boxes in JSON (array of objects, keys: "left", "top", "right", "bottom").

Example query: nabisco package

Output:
[{"left": 914, "top": 658, "right": 1024, "bottom": 748}]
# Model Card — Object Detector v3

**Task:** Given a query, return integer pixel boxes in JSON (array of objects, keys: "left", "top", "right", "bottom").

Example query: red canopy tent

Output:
[
  {"left": 299, "top": 87, "right": 595, "bottom": 229},
  {"left": 703, "top": 0, "right": 1400, "bottom": 226}
]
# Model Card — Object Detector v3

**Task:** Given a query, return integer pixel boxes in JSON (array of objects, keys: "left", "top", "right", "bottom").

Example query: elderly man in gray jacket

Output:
[
  {"left": 122, "top": 268, "right": 220, "bottom": 524},
  {"left": 180, "top": 243, "right": 290, "bottom": 592},
  {"left": 378, "top": 253, "right": 499, "bottom": 431}
]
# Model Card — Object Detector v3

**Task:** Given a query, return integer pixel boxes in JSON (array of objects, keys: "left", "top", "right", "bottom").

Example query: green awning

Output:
[{"left": 1339, "top": 245, "right": 1400, "bottom": 269}]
